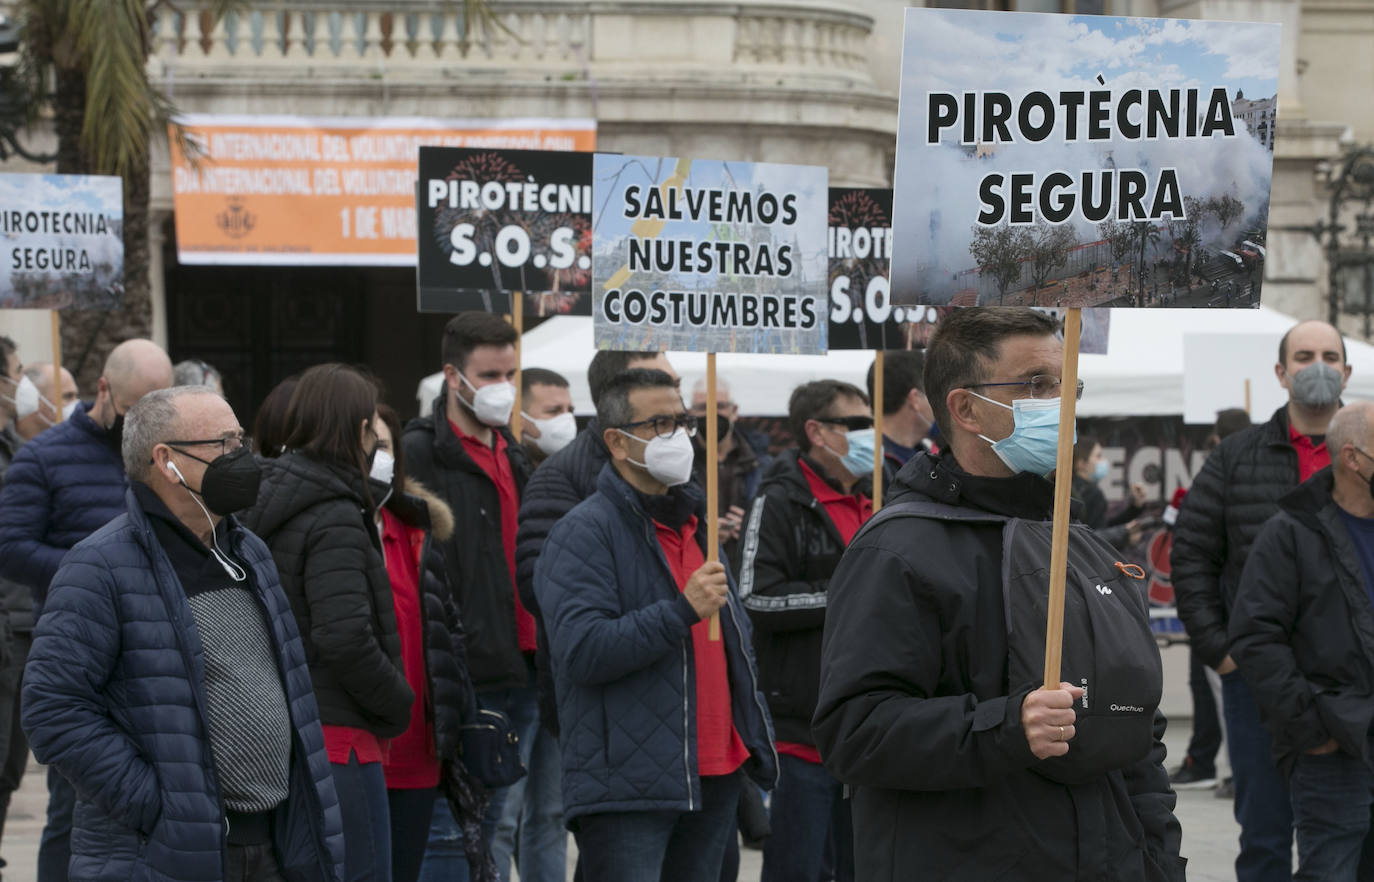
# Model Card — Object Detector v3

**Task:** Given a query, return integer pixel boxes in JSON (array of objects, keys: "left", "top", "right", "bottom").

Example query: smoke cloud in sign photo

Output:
[
  {"left": 592, "top": 154, "right": 828, "bottom": 354},
  {"left": 889, "top": 9, "right": 1280, "bottom": 310}
]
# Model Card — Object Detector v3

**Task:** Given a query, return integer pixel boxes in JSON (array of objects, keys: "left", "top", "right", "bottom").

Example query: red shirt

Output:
[
  {"left": 322, "top": 726, "right": 384, "bottom": 766},
  {"left": 450, "top": 419, "right": 536, "bottom": 653},
  {"left": 1290, "top": 423, "right": 1331, "bottom": 482},
  {"left": 654, "top": 514, "right": 750, "bottom": 778},
  {"left": 380, "top": 509, "right": 441, "bottom": 790},
  {"left": 778, "top": 460, "right": 873, "bottom": 765}
]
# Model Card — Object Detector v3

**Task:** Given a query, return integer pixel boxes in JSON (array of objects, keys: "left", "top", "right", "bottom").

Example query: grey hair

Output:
[
  {"left": 1328, "top": 401, "right": 1374, "bottom": 467},
  {"left": 173, "top": 359, "right": 221, "bottom": 389},
  {"left": 122, "top": 386, "right": 222, "bottom": 481}
]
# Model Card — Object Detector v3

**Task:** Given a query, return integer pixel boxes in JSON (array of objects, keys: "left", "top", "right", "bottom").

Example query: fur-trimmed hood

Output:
[{"left": 380, "top": 477, "right": 455, "bottom": 543}]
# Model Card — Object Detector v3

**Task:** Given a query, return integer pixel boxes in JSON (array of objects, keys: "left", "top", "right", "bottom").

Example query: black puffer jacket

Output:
[
  {"left": 0, "top": 425, "right": 34, "bottom": 644},
  {"left": 382, "top": 480, "right": 479, "bottom": 762},
  {"left": 1173, "top": 406, "right": 1302, "bottom": 668},
  {"left": 404, "top": 396, "right": 533, "bottom": 692},
  {"left": 1229, "top": 469, "right": 1374, "bottom": 776},
  {"left": 240, "top": 451, "right": 413, "bottom": 737},
  {"left": 514, "top": 418, "right": 608, "bottom": 733},
  {"left": 813, "top": 452, "right": 1183, "bottom": 881},
  {"left": 734, "top": 450, "right": 851, "bottom": 746}
]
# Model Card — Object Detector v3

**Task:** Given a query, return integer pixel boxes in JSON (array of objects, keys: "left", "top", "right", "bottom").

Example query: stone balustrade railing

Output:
[{"left": 132, "top": 1, "right": 874, "bottom": 79}]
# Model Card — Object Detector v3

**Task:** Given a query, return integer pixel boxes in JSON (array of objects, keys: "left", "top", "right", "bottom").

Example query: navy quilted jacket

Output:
[
  {"left": 534, "top": 464, "right": 777, "bottom": 825},
  {"left": 0, "top": 403, "right": 126, "bottom": 604},
  {"left": 21, "top": 487, "right": 344, "bottom": 882}
]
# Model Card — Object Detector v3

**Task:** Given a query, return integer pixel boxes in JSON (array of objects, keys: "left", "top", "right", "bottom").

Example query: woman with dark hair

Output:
[
  {"left": 240, "top": 364, "right": 413, "bottom": 882},
  {"left": 253, "top": 376, "right": 299, "bottom": 458},
  {"left": 370, "top": 404, "right": 495, "bottom": 882}
]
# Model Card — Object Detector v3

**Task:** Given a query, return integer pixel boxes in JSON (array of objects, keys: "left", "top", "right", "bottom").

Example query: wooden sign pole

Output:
[
  {"left": 1042, "top": 307, "right": 1083, "bottom": 690},
  {"left": 1244, "top": 378, "right": 1252, "bottom": 417},
  {"left": 510, "top": 294, "right": 523, "bottom": 441},
  {"left": 872, "top": 350, "right": 884, "bottom": 511},
  {"left": 706, "top": 352, "right": 721, "bottom": 641},
  {"left": 50, "top": 312, "right": 64, "bottom": 423}
]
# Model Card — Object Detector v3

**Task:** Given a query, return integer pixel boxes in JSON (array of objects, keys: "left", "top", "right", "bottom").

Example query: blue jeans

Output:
[
  {"left": 332, "top": 755, "right": 392, "bottom": 882},
  {"left": 37, "top": 766, "right": 74, "bottom": 882},
  {"left": 1222, "top": 671, "right": 1294, "bottom": 882},
  {"left": 1290, "top": 748, "right": 1374, "bottom": 881},
  {"left": 574, "top": 773, "right": 741, "bottom": 882},
  {"left": 492, "top": 663, "right": 565, "bottom": 882},
  {"left": 761, "top": 755, "right": 852, "bottom": 882},
  {"left": 417, "top": 795, "right": 473, "bottom": 882}
]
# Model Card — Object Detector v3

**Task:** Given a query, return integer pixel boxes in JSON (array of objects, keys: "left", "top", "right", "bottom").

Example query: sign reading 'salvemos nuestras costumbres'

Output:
[
  {"left": 0, "top": 173, "right": 123, "bottom": 310},
  {"left": 592, "top": 155, "right": 828, "bottom": 354}
]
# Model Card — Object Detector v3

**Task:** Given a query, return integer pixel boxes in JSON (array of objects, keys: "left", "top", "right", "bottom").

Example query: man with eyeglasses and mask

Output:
[
  {"left": 1174, "top": 319, "right": 1352, "bottom": 882},
  {"left": 733, "top": 379, "right": 873, "bottom": 882},
  {"left": 535, "top": 368, "right": 776, "bottom": 882},
  {"left": 1229, "top": 400, "right": 1374, "bottom": 881},
  {"left": 21, "top": 386, "right": 343, "bottom": 882},
  {"left": 688, "top": 376, "right": 772, "bottom": 562},
  {"left": 0, "top": 336, "right": 171, "bottom": 882},
  {"left": 813, "top": 308, "right": 1181, "bottom": 881}
]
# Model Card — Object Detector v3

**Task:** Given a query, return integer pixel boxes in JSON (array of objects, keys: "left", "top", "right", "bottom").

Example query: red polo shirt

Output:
[
  {"left": 654, "top": 514, "right": 750, "bottom": 778},
  {"left": 1290, "top": 423, "right": 1330, "bottom": 482},
  {"left": 777, "top": 459, "right": 873, "bottom": 765},
  {"left": 451, "top": 419, "right": 536, "bottom": 653},
  {"left": 380, "top": 509, "right": 441, "bottom": 790}
]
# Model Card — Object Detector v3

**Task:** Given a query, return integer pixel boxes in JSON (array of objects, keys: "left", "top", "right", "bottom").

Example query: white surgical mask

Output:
[
  {"left": 524, "top": 411, "right": 577, "bottom": 457},
  {"left": 61, "top": 400, "right": 78, "bottom": 420},
  {"left": 618, "top": 427, "right": 695, "bottom": 487},
  {"left": 370, "top": 449, "right": 395, "bottom": 485},
  {"left": 11, "top": 375, "right": 40, "bottom": 420},
  {"left": 457, "top": 373, "right": 516, "bottom": 427}
]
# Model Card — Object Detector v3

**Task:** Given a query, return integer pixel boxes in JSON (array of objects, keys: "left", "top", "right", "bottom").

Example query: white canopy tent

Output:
[{"left": 416, "top": 308, "right": 1374, "bottom": 420}]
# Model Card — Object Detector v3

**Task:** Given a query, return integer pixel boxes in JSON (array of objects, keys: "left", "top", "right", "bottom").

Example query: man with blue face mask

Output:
[
  {"left": 735, "top": 379, "right": 873, "bottom": 882},
  {"left": 1174, "top": 319, "right": 1351, "bottom": 882},
  {"left": 813, "top": 308, "right": 1181, "bottom": 881}
]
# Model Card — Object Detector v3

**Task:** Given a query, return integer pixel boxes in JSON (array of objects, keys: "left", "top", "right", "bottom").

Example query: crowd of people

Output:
[{"left": 0, "top": 308, "right": 1367, "bottom": 882}]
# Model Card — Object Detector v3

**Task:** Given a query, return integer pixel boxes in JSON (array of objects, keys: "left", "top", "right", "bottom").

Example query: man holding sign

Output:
[
  {"left": 534, "top": 368, "right": 776, "bottom": 882},
  {"left": 812, "top": 308, "right": 1181, "bottom": 881}
]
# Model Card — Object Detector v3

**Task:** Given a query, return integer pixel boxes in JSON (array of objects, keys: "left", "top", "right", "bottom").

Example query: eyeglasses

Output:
[
  {"left": 618, "top": 413, "right": 698, "bottom": 439},
  {"left": 165, "top": 431, "right": 249, "bottom": 456},
  {"left": 967, "top": 375, "right": 1085, "bottom": 401},
  {"left": 815, "top": 415, "right": 875, "bottom": 432}
]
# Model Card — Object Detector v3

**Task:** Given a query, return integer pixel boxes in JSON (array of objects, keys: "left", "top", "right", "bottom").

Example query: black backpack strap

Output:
[{"left": 853, "top": 500, "right": 1009, "bottom": 546}]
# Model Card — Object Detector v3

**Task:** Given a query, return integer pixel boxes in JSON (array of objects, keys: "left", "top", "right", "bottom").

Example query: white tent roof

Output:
[{"left": 417, "top": 308, "right": 1374, "bottom": 420}]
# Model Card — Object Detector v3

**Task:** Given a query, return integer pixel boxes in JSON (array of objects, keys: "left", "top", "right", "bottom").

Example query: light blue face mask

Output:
[
  {"left": 971, "top": 392, "right": 1073, "bottom": 476},
  {"left": 1092, "top": 459, "right": 1110, "bottom": 483},
  {"left": 836, "top": 428, "right": 877, "bottom": 478}
]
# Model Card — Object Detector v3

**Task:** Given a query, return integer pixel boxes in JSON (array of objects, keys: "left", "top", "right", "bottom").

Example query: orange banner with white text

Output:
[{"left": 169, "top": 115, "right": 597, "bottom": 266}]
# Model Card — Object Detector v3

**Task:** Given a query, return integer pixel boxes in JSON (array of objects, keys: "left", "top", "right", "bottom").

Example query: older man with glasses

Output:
[
  {"left": 812, "top": 307, "right": 1181, "bottom": 882},
  {"left": 534, "top": 367, "right": 777, "bottom": 882},
  {"left": 22, "top": 385, "right": 343, "bottom": 882}
]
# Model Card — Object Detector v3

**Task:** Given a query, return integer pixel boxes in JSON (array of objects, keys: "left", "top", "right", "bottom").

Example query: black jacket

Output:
[
  {"left": 239, "top": 451, "right": 414, "bottom": 738},
  {"left": 382, "top": 481, "right": 479, "bottom": 764},
  {"left": 1229, "top": 469, "right": 1374, "bottom": 775},
  {"left": 812, "top": 452, "right": 1184, "bottom": 882},
  {"left": 734, "top": 450, "right": 851, "bottom": 746},
  {"left": 1072, "top": 474, "right": 1143, "bottom": 552},
  {"left": 1173, "top": 406, "right": 1302, "bottom": 668},
  {"left": 404, "top": 396, "right": 533, "bottom": 693},
  {"left": 514, "top": 418, "right": 608, "bottom": 733},
  {"left": 0, "top": 425, "right": 33, "bottom": 639}
]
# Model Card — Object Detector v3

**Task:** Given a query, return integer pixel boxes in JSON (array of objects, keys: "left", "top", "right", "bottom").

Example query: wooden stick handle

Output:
[
  {"left": 706, "top": 353, "right": 721, "bottom": 641},
  {"left": 50, "top": 312, "right": 63, "bottom": 423},
  {"left": 1042, "top": 308, "right": 1082, "bottom": 690},
  {"left": 872, "top": 350, "right": 884, "bottom": 511},
  {"left": 510, "top": 295, "right": 523, "bottom": 441}
]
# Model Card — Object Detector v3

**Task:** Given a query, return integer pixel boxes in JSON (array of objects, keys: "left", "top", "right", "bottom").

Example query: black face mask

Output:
[
  {"left": 107, "top": 412, "right": 126, "bottom": 452},
  {"left": 716, "top": 416, "right": 732, "bottom": 443},
  {"left": 177, "top": 446, "right": 262, "bottom": 516}
]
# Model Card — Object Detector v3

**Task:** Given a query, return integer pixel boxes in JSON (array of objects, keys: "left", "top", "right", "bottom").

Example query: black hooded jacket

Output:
[
  {"left": 734, "top": 450, "right": 852, "bottom": 745},
  {"left": 404, "top": 396, "right": 533, "bottom": 693},
  {"left": 1229, "top": 469, "right": 1374, "bottom": 775},
  {"left": 239, "top": 451, "right": 414, "bottom": 737},
  {"left": 1173, "top": 406, "right": 1304, "bottom": 668},
  {"left": 812, "top": 451, "right": 1184, "bottom": 882}
]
